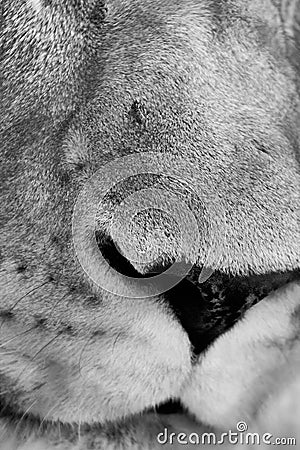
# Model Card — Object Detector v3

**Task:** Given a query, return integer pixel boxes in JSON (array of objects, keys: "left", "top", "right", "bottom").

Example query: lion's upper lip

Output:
[{"left": 96, "top": 229, "right": 300, "bottom": 354}]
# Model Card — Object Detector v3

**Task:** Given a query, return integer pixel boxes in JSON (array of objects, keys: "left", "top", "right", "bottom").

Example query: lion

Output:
[{"left": 0, "top": 0, "right": 300, "bottom": 448}]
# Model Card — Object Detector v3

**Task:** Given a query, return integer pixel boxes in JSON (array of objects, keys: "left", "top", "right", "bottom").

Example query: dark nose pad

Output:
[
  {"left": 95, "top": 231, "right": 236, "bottom": 355},
  {"left": 162, "top": 277, "right": 222, "bottom": 355}
]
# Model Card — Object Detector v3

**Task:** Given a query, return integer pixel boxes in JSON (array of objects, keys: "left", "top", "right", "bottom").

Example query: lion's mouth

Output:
[{"left": 98, "top": 231, "right": 299, "bottom": 355}]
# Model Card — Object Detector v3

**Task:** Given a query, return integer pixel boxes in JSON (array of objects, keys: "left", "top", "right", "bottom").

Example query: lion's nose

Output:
[
  {"left": 107, "top": 208, "right": 184, "bottom": 275},
  {"left": 96, "top": 230, "right": 172, "bottom": 278},
  {"left": 96, "top": 231, "right": 221, "bottom": 354}
]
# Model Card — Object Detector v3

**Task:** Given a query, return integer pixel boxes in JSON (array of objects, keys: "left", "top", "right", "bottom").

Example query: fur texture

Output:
[{"left": 1, "top": 0, "right": 300, "bottom": 448}]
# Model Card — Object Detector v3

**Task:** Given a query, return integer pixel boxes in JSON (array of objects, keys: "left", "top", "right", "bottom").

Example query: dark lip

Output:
[
  {"left": 96, "top": 231, "right": 300, "bottom": 354},
  {"left": 165, "top": 268, "right": 300, "bottom": 355}
]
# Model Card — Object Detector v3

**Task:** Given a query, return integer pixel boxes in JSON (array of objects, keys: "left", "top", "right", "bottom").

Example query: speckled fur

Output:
[{"left": 1, "top": 0, "right": 300, "bottom": 449}]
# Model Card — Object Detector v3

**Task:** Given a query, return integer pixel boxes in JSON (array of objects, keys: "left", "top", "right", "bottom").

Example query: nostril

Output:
[
  {"left": 95, "top": 230, "right": 227, "bottom": 354},
  {"left": 95, "top": 230, "right": 174, "bottom": 278},
  {"left": 163, "top": 278, "right": 214, "bottom": 354},
  {"left": 95, "top": 230, "right": 142, "bottom": 278},
  {"left": 95, "top": 230, "right": 220, "bottom": 353},
  {"left": 95, "top": 231, "right": 241, "bottom": 356},
  {"left": 156, "top": 399, "right": 184, "bottom": 415}
]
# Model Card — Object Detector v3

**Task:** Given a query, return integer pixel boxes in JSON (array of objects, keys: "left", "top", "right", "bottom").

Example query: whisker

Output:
[
  {"left": 31, "top": 381, "right": 46, "bottom": 392},
  {"left": 0, "top": 280, "right": 50, "bottom": 331},
  {"left": 14, "top": 399, "right": 38, "bottom": 435},
  {"left": 48, "top": 293, "right": 68, "bottom": 317},
  {"left": 0, "top": 325, "right": 38, "bottom": 349},
  {"left": 37, "top": 401, "right": 61, "bottom": 434},
  {"left": 78, "top": 410, "right": 82, "bottom": 443},
  {"left": 58, "top": 420, "right": 62, "bottom": 442},
  {"left": 78, "top": 334, "right": 94, "bottom": 378},
  {"left": 0, "top": 291, "right": 68, "bottom": 351},
  {"left": 31, "top": 332, "right": 62, "bottom": 361},
  {"left": 112, "top": 331, "right": 123, "bottom": 353},
  {"left": 14, "top": 333, "right": 62, "bottom": 388},
  {"left": 0, "top": 292, "right": 68, "bottom": 393},
  {"left": 0, "top": 389, "right": 13, "bottom": 396},
  {"left": 0, "top": 349, "right": 17, "bottom": 355},
  {"left": 10, "top": 281, "right": 50, "bottom": 313}
]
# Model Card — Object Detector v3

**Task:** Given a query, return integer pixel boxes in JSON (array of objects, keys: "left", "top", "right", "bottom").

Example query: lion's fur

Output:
[{"left": 1, "top": 0, "right": 300, "bottom": 449}]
